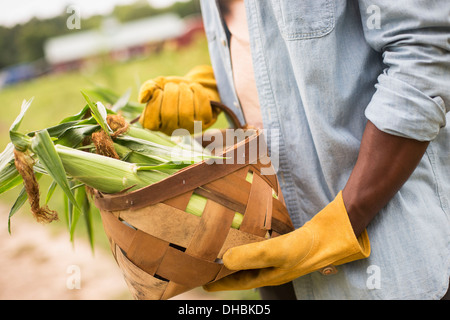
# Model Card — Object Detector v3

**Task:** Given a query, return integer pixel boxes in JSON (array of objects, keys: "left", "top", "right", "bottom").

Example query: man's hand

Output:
[{"left": 138, "top": 65, "right": 221, "bottom": 135}]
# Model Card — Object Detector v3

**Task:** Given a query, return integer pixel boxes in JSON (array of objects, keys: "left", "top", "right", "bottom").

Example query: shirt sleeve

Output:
[{"left": 358, "top": 0, "right": 450, "bottom": 141}]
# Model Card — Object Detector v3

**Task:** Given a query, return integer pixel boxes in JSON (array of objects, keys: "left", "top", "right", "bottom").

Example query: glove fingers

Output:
[
  {"left": 186, "top": 65, "right": 220, "bottom": 101},
  {"left": 138, "top": 78, "right": 162, "bottom": 104},
  {"left": 223, "top": 228, "right": 313, "bottom": 271},
  {"left": 160, "top": 82, "right": 180, "bottom": 136},
  {"left": 204, "top": 266, "right": 299, "bottom": 292},
  {"left": 178, "top": 82, "right": 195, "bottom": 133},
  {"left": 190, "top": 83, "right": 214, "bottom": 129},
  {"left": 222, "top": 239, "right": 280, "bottom": 271},
  {"left": 139, "top": 89, "right": 163, "bottom": 131},
  {"left": 204, "top": 269, "right": 263, "bottom": 292}
]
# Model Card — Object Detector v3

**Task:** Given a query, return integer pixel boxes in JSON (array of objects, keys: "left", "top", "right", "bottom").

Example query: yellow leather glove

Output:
[
  {"left": 204, "top": 191, "right": 370, "bottom": 292},
  {"left": 138, "top": 65, "right": 221, "bottom": 135}
]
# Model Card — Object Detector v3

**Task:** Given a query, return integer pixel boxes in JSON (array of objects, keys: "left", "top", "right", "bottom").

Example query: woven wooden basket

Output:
[{"left": 94, "top": 122, "right": 294, "bottom": 300}]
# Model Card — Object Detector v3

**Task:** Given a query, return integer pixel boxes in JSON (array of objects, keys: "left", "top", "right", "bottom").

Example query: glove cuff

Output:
[{"left": 311, "top": 191, "right": 371, "bottom": 268}]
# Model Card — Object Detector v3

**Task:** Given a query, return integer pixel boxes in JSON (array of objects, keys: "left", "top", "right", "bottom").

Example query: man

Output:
[{"left": 138, "top": 1, "right": 450, "bottom": 299}]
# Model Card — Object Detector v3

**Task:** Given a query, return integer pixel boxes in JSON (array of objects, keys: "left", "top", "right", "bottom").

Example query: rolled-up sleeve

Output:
[{"left": 359, "top": 0, "right": 450, "bottom": 141}]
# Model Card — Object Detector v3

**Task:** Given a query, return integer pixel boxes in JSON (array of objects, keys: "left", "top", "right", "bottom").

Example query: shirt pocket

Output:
[{"left": 271, "top": 0, "right": 335, "bottom": 40}]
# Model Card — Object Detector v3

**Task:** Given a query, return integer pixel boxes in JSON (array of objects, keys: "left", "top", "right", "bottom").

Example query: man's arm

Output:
[
  {"left": 346, "top": 0, "right": 450, "bottom": 237},
  {"left": 343, "top": 120, "right": 429, "bottom": 237}
]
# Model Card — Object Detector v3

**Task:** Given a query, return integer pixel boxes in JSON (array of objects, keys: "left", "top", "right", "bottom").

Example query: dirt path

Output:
[
  {"left": 0, "top": 206, "right": 132, "bottom": 299},
  {"left": 0, "top": 206, "right": 220, "bottom": 300}
]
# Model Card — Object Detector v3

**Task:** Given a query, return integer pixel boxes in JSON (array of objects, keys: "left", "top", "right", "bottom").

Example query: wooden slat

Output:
[
  {"left": 218, "top": 228, "right": 265, "bottom": 258},
  {"left": 272, "top": 198, "right": 295, "bottom": 234},
  {"left": 195, "top": 187, "right": 246, "bottom": 214},
  {"left": 163, "top": 190, "right": 193, "bottom": 211},
  {"left": 239, "top": 173, "right": 273, "bottom": 237},
  {"left": 127, "top": 230, "right": 170, "bottom": 276},
  {"left": 100, "top": 210, "right": 135, "bottom": 253},
  {"left": 250, "top": 163, "right": 278, "bottom": 193},
  {"left": 117, "top": 203, "right": 201, "bottom": 249},
  {"left": 161, "top": 281, "right": 193, "bottom": 300},
  {"left": 185, "top": 200, "right": 235, "bottom": 261},
  {"left": 115, "top": 244, "right": 168, "bottom": 300},
  {"left": 156, "top": 247, "right": 222, "bottom": 287},
  {"left": 202, "top": 171, "right": 251, "bottom": 211}
]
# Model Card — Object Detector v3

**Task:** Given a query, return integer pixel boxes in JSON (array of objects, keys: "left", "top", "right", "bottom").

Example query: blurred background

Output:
[{"left": 0, "top": 0, "right": 259, "bottom": 300}]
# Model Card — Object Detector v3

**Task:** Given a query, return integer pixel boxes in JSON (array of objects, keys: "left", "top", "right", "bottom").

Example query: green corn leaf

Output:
[
  {"left": 0, "top": 143, "right": 15, "bottom": 172},
  {"left": 46, "top": 121, "right": 80, "bottom": 138},
  {"left": 59, "top": 105, "right": 90, "bottom": 124},
  {"left": 111, "top": 88, "right": 131, "bottom": 113},
  {"left": 7, "top": 187, "right": 28, "bottom": 234},
  {"left": 136, "top": 162, "right": 190, "bottom": 175},
  {"left": 9, "top": 98, "right": 34, "bottom": 152},
  {"left": 31, "top": 130, "right": 80, "bottom": 211},
  {"left": 62, "top": 193, "right": 69, "bottom": 230},
  {"left": 69, "top": 185, "right": 85, "bottom": 242},
  {"left": 127, "top": 126, "right": 177, "bottom": 148},
  {"left": 115, "top": 135, "right": 208, "bottom": 164},
  {"left": 9, "top": 131, "right": 32, "bottom": 152},
  {"left": 0, "top": 163, "right": 23, "bottom": 195},
  {"left": 82, "top": 194, "right": 95, "bottom": 253},
  {"left": 45, "top": 180, "right": 58, "bottom": 205},
  {"left": 9, "top": 98, "right": 34, "bottom": 133},
  {"left": 82, "top": 86, "right": 143, "bottom": 119},
  {"left": 80, "top": 91, "right": 111, "bottom": 136},
  {"left": 55, "top": 124, "right": 99, "bottom": 147}
]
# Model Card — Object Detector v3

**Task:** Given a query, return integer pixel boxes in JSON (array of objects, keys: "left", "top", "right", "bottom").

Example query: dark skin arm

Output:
[{"left": 342, "top": 121, "right": 430, "bottom": 238}]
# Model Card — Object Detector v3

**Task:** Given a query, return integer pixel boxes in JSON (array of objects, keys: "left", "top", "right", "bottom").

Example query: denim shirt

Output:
[{"left": 200, "top": 0, "right": 450, "bottom": 299}]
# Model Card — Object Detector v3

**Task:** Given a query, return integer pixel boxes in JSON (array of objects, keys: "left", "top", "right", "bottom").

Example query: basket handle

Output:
[{"left": 210, "top": 100, "right": 247, "bottom": 129}]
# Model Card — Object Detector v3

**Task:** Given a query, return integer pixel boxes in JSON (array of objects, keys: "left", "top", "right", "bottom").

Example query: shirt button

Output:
[
  {"left": 320, "top": 265, "right": 338, "bottom": 275},
  {"left": 221, "top": 38, "right": 227, "bottom": 46}
]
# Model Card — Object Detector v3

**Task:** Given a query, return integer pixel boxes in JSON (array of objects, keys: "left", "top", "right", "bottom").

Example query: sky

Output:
[{"left": 0, "top": 0, "right": 184, "bottom": 27}]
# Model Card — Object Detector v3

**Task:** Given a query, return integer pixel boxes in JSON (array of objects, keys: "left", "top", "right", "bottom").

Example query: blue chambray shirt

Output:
[{"left": 200, "top": 0, "right": 450, "bottom": 299}]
